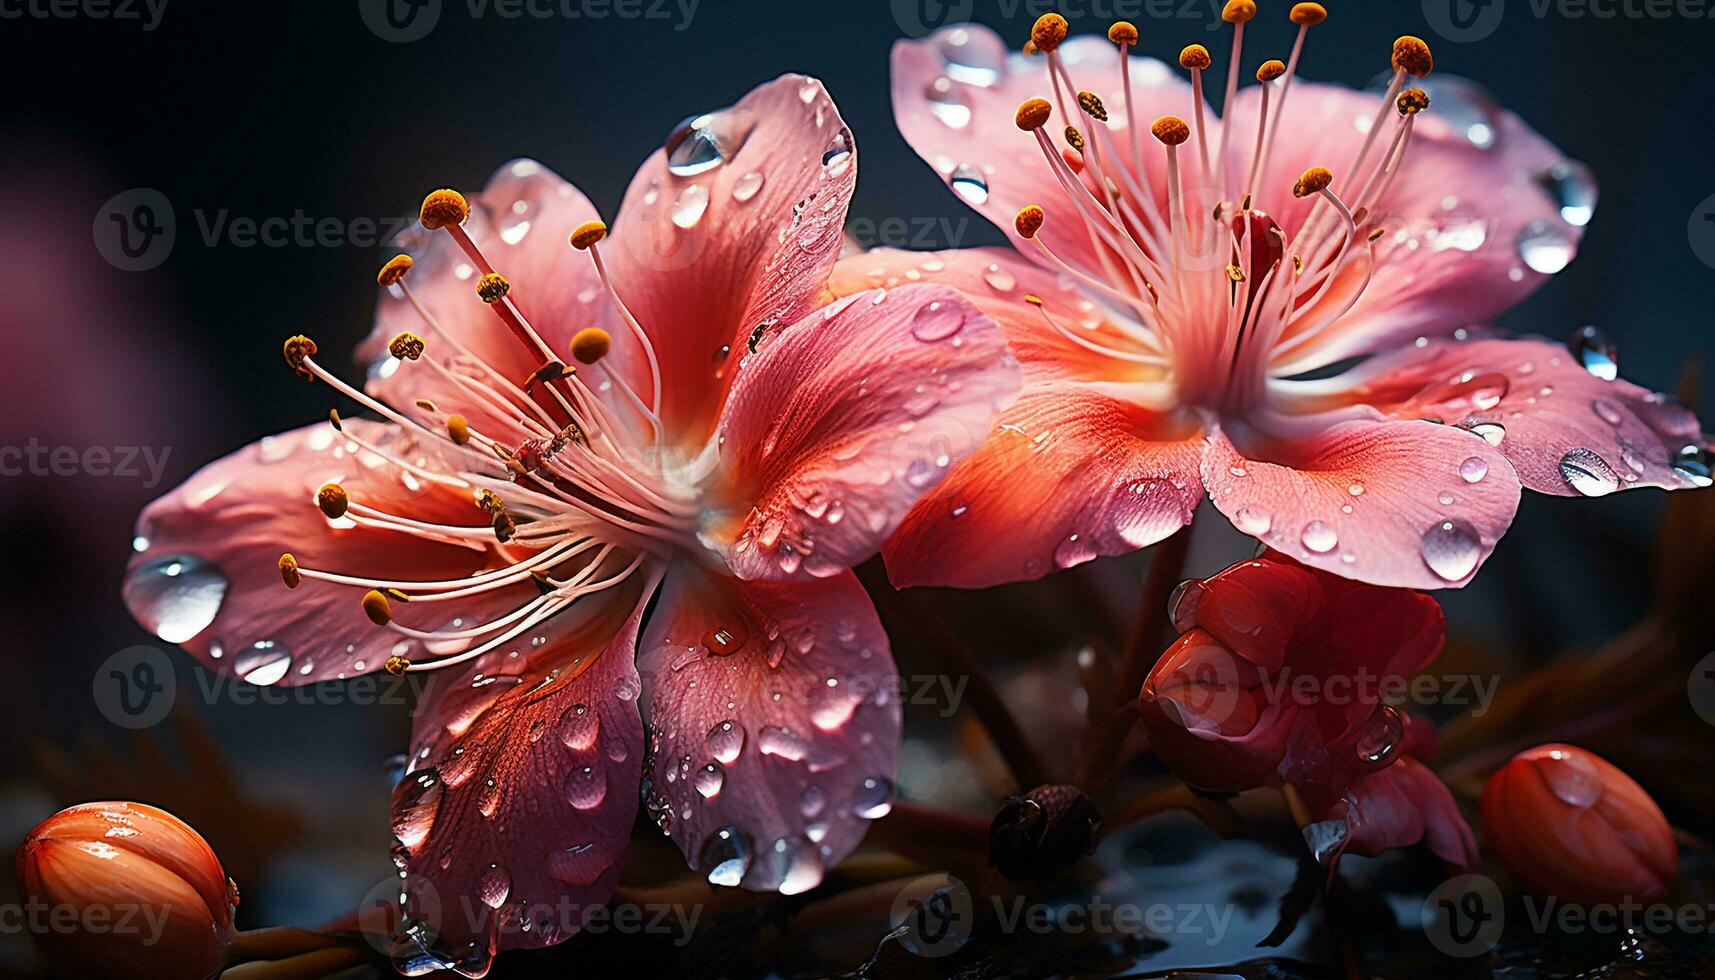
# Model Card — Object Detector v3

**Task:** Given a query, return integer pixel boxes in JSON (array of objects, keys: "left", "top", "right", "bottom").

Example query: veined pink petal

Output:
[
  {"left": 359, "top": 160, "right": 621, "bottom": 433},
  {"left": 1310, "top": 336, "right": 1707, "bottom": 496},
  {"left": 604, "top": 74, "right": 859, "bottom": 442},
  {"left": 706, "top": 284, "right": 1020, "bottom": 581},
  {"left": 1201, "top": 415, "right": 1520, "bottom": 589},
  {"left": 637, "top": 565, "right": 899, "bottom": 895},
  {"left": 1319, "top": 757, "right": 1476, "bottom": 871},
  {"left": 124, "top": 420, "right": 533, "bottom": 684},
  {"left": 827, "top": 246, "right": 1165, "bottom": 387},
  {"left": 1173, "top": 558, "right": 1324, "bottom": 670},
  {"left": 883, "top": 383, "right": 1204, "bottom": 588},
  {"left": 891, "top": 26, "right": 1191, "bottom": 276},
  {"left": 392, "top": 577, "right": 653, "bottom": 956},
  {"left": 1138, "top": 628, "right": 1291, "bottom": 795},
  {"left": 1226, "top": 80, "right": 1580, "bottom": 372}
]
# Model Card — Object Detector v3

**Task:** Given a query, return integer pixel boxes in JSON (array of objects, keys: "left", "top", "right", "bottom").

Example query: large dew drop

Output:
[
  {"left": 1516, "top": 219, "right": 1577, "bottom": 274},
  {"left": 706, "top": 720, "right": 745, "bottom": 764},
  {"left": 1569, "top": 325, "right": 1618, "bottom": 381},
  {"left": 949, "top": 164, "right": 989, "bottom": 205},
  {"left": 1420, "top": 518, "right": 1483, "bottom": 582},
  {"left": 565, "top": 764, "right": 606, "bottom": 810},
  {"left": 391, "top": 769, "right": 443, "bottom": 852},
  {"left": 233, "top": 641, "right": 292, "bottom": 686},
  {"left": 124, "top": 554, "right": 228, "bottom": 644},
  {"left": 699, "top": 826, "right": 753, "bottom": 887},
  {"left": 1559, "top": 448, "right": 1619, "bottom": 497},
  {"left": 1536, "top": 160, "right": 1598, "bottom": 227},
  {"left": 852, "top": 775, "right": 894, "bottom": 819},
  {"left": 664, "top": 109, "right": 756, "bottom": 177}
]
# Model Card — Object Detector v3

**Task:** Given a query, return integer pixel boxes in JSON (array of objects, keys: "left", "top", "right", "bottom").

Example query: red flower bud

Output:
[
  {"left": 1481, "top": 745, "right": 1678, "bottom": 906},
  {"left": 14, "top": 802, "right": 238, "bottom": 980}
]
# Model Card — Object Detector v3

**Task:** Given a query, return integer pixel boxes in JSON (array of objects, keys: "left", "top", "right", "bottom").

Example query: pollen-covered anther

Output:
[
  {"left": 1031, "top": 13, "right": 1068, "bottom": 52},
  {"left": 1257, "top": 59, "right": 1286, "bottom": 82},
  {"left": 277, "top": 553, "right": 301, "bottom": 589},
  {"left": 1077, "top": 91, "right": 1109, "bottom": 122},
  {"left": 447, "top": 414, "right": 470, "bottom": 446},
  {"left": 1015, "top": 205, "right": 1045, "bottom": 239},
  {"left": 1107, "top": 21, "right": 1138, "bottom": 45},
  {"left": 388, "top": 332, "right": 425, "bottom": 361},
  {"left": 476, "top": 272, "right": 511, "bottom": 304},
  {"left": 361, "top": 589, "right": 393, "bottom": 626},
  {"left": 1293, "top": 166, "right": 1335, "bottom": 198},
  {"left": 282, "top": 336, "right": 318, "bottom": 381},
  {"left": 1289, "top": 2, "right": 1327, "bottom": 26},
  {"left": 1393, "top": 36, "right": 1434, "bottom": 76},
  {"left": 1015, "top": 97, "right": 1053, "bottom": 131},
  {"left": 570, "top": 327, "right": 611, "bottom": 364},
  {"left": 1179, "top": 45, "right": 1212, "bottom": 71},
  {"left": 419, "top": 189, "right": 470, "bottom": 230},
  {"left": 1222, "top": 0, "right": 1256, "bottom": 23},
  {"left": 1063, "top": 125, "right": 1085, "bottom": 153},
  {"left": 1151, "top": 116, "right": 1191, "bottom": 146},
  {"left": 1024, "top": 294, "right": 1045, "bottom": 307},
  {"left": 376, "top": 254, "right": 413, "bottom": 287},
  {"left": 317, "top": 483, "right": 349, "bottom": 519},
  {"left": 569, "top": 219, "right": 607, "bottom": 250},
  {"left": 1226, "top": 264, "right": 1247, "bottom": 283},
  {"left": 1397, "top": 88, "right": 1431, "bottom": 116},
  {"left": 525, "top": 360, "right": 571, "bottom": 391},
  {"left": 384, "top": 656, "right": 411, "bottom": 676}
]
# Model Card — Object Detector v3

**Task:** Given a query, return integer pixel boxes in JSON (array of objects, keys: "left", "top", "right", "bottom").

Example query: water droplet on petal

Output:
[
  {"left": 925, "top": 77, "right": 972, "bottom": 129},
  {"left": 852, "top": 775, "right": 894, "bottom": 819},
  {"left": 123, "top": 554, "right": 227, "bottom": 644},
  {"left": 821, "top": 128, "right": 854, "bottom": 177},
  {"left": 565, "top": 764, "right": 606, "bottom": 810},
  {"left": 391, "top": 769, "right": 442, "bottom": 851},
  {"left": 1591, "top": 398, "right": 1625, "bottom": 426},
  {"left": 665, "top": 109, "right": 755, "bottom": 177},
  {"left": 932, "top": 27, "right": 1003, "bottom": 87},
  {"left": 799, "top": 784, "right": 826, "bottom": 819},
  {"left": 910, "top": 298, "right": 966, "bottom": 342},
  {"left": 1354, "top": 705, "right": 1403, "bottom": 767},
  {"left": 699, "top": 826, "right": 753, "bottom": 887},
  {"left": 982, "top": 263, "right": 1016, "bottom": 293},
  {"left": 557, "top": 703, "right": 598, "bottom": 752},
  {"left": 1559, "top": 448, "right": 1619, "bottom": 496},
  {"left": 949, "top": 164, "right": 989, "bottom": 205},
  {"left": 731, "top": 170, "right": 764, "bottom": 203},
  {"left": 1517, "top": 219, "right": 1577, "bottom": 274},
  {"left": 1459, "top": 457, "right": 1489, "bottom": 483},
  {"left": 1420, "top": 518, "right": 1483, "bottom": 582},
  {"left": 234, "top": 641, "right": 292, "bottom": 686},
  {"left": 757, "top": 725, "right": 808, "bottom": 761},
  {"left": 703, "top": 625, "right": 748, "bottom": 656},
  {"left": 670, "top": 184, "right": 709, "bottom": 230},
  {"left": 1537, "top": 160, "right": 1598, "bottom": 227},
  {"left": 772, "top": 837, "right": 824, "bottom": 896},
  {"left": 1300, "top": 521, "right": 1338, "bottom": 554},
  {"left": 1540, "top": 748, "right": 1602, "bottom": 807},
  {"left": 706, "top": 720, "right": 745, "bottom": 764},
  {"left": 694, "top": 763, "right": 724, "bottom": 799},
  {"left": 478, "top": 863, "right": 511, "bottom": 909},
  {"left": 1673, "top": 443, "right": 1713, "bottom": 487},
  {"left": 1234, "top": 507, "right": 1272, "bottom": 535},
  {"left": 1570, "top": 325, "right": 1619, "bottom": 381},
  {"left": 1463, "top": 421, "right": 1506, "bottom": 446},
  {"left": 1303, "top": 819, "right": 1348, "bottom": 867}
]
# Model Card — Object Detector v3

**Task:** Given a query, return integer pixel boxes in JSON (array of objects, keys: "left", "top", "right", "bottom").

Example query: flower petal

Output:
[
  {"left": 1319, "top": 757, "right": 1476, "bottom": 871},
  {"left": 1171, "top": 557, "right": 1324, "bottom": 670},
  {"left": 1138, "top": 628, "right": 1290, "bottom": 795},
  {"left": 1312, "top": 336, "right": 1708, "bottom": 497},
  {"left": 637, "top": 565, "right": 899, "bottom": 894},
  {"left": 892, "top": 26, "right": 1190, "bottom": 276},
  {"left": 360, "top": 160, "right": 619, "bottom": 431},
  {"left": 392, "top": 579, "right": 653, "bottom": 956},
  {"left": 1229, "top": 79, "right": 1582, "bottom": 370},
  {"left": 706, "top": 284, "right": 1020, "bottom": 581},
  {"left": 883, "top": 382, "right": 1203, "bottom": 588},
  {"left": 828, "top": 246, "right": 1166, "bottom": 386},
  {"left": 605, "top": 74, "right": 859, "bottom": 441},
  {"left": 1201, "top": 415, "right": 1520, "bottom": 588}
]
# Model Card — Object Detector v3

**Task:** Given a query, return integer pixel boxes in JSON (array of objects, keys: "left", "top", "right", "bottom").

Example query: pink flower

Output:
[
  {"left": 123, "top": 75, "right": 1020, "bottom": 967},
  {"left": 1138, "top": 553, "right": 1475, "bottom": 871},
  {"left": 840, "top": 11, "right": 1710, "bottom": 589}
]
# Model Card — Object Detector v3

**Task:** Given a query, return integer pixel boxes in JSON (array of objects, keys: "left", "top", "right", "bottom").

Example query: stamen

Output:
[
  {"left": 362, "top": 589, "right": 394, "bottom": 626},
  {"left": 283, "top": 336, "right": 318, "bottom": 382},
  {"left": 574, "top": 227, "right": 664, "bottom": 423},
  {"left": 571, "top": 327, "right": 612, "bottom": 364},
  {"left": 1015, "top": 205, "right": 1045, "bottom": 239},
  {"left": 476, "top": 273, "right": 511, "bottom": 304},
  {"left": 1391, "top": 36, "right": 1434, "bottom": 77},
  {"left": 1214, "top": 1, "right": 1257, "bottom": 196},
  {"left": 1397, "top": 87, "right": 1431, "bottom": 115},
  {"left": 419, "top": 189, "right": 470, "bottom": 230},
  {"left": 1288, "top": 2, "right": 1326, "bottom": 25},
  {"left": 317, "top": 483, "right": 349, "bottom": 519},
  {"left": 1015, "top": 97, "right": 1053, "bottom": 131},
  {"left": 1106, "top": 21, "right": 1138, "bottom": 45},
  {"left": 1030, "top": 13, "right": 1068, "bottom": 53},
  {"left": 385, "top": 656, "right": 411, "bottom": 676},
  {"left": 377, "top": 254, "right": 414, "bottom": 286},
  {"left": 1292, "top": 167, "right": 1334, "bottom": 198},
  {"left": 448, "top": 414, "right": 471, "bottom": 445},
  {"left": 278, "top": 553, "right": 301, "bottom": 589},
  {"left": 389, "top": 332, "right": 425, "bottom": 361},
  {"left": 1179, "top": 46, "right": 1214, "bottom": 180}
]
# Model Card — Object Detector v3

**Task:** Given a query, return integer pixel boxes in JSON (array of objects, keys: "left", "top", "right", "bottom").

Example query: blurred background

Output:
[{"left": 1, "top": 0, "right": 1712, "bottom": 975}]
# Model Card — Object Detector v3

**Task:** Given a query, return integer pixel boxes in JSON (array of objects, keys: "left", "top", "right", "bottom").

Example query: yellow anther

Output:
[
  {"left": 1397, "top": 88, "right": 1431, "bottom": 115},
  {"left": 389, "top": 332, "right": 425, "bottom": 361},
  {"left": 317, "top": 483, "right": 349, "bottom": 519},
  {"left": 1015, "top": 205, "right": 1045, "bottom": 240},
  {"left": 1293, "top": 166, "right": 1335, "bottom": 198},
  {"left": 477, "top": 272, "right": 511, "bottom": 304},
  {"left": 447, "top": 414, "right": 470, "bottom": 445},
  {"left": 1151, "top": 116, "right": 1191, "bottom": 146},
  {"left": 569, "top": 220, "right": 607, "bottom": 250},
  {"left": 1064, "top": 125, "right": 1085, "bottom": 153},
  {"left": 1015, "top": 98, "right": 1053, "bottom": 131},
  {"left": 1077, "top": 91, "right": 1108, "bottom": 122},
  {"left": 1392, "top": 36, "right": 1434, "bottom": 77},
  {"left": 1289, "top": 3, "right": 1327, "bottom": 26},
  {"left": 570, "top": 327, "right": 611, "bottom": 364},
  {"left": 385, "top": 656, "right": 411, "bottom": 675},
  {"left": 1180, "top": 44, "right": 1212, "bottom": 71},
  {"left": 377, "top": 254, "right": 414, "bottom": 287},
  {"left": 1031, "top": 13, "right": 1068, "bottom": 52},
  {"left": 1257, "top": 59, "right": 1286, "bottom": 82},
  {"left": 362, "top": 589, "right": 393, "bottom": 626},
  {"left": 1107, "top": 21, "right": 1138, "bottom": 44},
  {"left": 1222, "top": 0, "right": 1256, "bottom": 23},
  {"left": 419, "top": 189, "right": 469, "bottom": 230},
  {"left": 277, "top": 553, "right": 301, "bottom": 589},
  {"left": 283, "top": 335, "right": 318, "bottom": 382}
]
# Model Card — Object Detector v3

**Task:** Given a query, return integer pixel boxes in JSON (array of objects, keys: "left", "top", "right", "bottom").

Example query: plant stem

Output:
[{"left": 227, "top": 927, "right": 348, "bottom": 966}]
